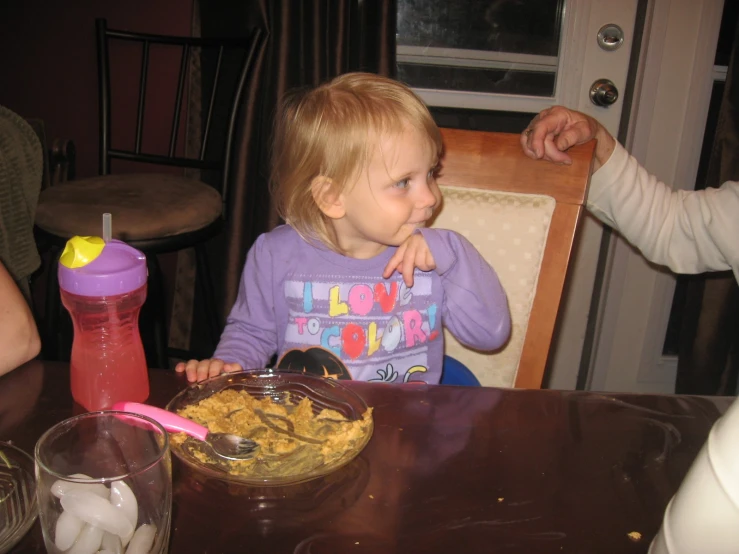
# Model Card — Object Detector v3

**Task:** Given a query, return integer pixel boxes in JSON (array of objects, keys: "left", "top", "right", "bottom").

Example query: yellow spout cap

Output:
[{"left": 60, "top": 236, "right": 106, "bottom": 268}]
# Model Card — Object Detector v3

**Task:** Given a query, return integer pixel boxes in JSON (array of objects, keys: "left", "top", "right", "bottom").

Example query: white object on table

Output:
[{"left": 649, "top": 397, "right": 739, "bottom": 554}]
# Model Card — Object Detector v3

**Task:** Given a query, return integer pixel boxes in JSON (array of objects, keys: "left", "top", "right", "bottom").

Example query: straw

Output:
[{"left": 102, "top": 213, "right": 112, "bottom": 243}]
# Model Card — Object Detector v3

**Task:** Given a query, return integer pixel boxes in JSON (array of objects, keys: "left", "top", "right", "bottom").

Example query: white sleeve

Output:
[{"left": 587, "top": 142, "right": 739, "bottom": 281}]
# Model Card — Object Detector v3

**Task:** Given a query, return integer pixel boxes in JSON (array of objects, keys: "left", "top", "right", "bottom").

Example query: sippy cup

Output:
[{"left": 58, "top": 231, "right": 149, "bottom": 411}]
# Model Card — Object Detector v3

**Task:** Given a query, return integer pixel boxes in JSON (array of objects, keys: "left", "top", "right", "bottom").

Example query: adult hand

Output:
[{"left": 520, "top": 106, "right": 615, "bottom": 171}]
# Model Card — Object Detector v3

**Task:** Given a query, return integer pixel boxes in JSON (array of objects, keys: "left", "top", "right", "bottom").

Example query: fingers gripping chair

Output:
[
  {"left": 433, "top": 128, "right": 595, "bottom": 388},
  {"left": 35, "top": 19, "right": 263, "bottom": 366}
]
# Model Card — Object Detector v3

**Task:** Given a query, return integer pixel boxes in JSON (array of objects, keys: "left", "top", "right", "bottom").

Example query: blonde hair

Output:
[{"left": 271, "top": 72, "right": 442, "bottom": 250}]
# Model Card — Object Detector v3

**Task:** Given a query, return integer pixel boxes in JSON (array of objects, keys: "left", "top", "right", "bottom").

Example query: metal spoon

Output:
[{"left": 112, "top": 402, "right": 259, "bottom": 460}]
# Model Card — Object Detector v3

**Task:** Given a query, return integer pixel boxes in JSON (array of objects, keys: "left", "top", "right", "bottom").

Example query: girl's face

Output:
[{"left": 330, "top": 125, "right": 441, "bottom": 259}]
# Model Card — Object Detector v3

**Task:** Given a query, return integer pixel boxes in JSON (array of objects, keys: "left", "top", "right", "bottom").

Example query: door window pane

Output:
[
  {"left": 714, "top": 1, "right": 739, "bottom": 66},
  {"left": 430, "top": 106, "right": 533, "bottom": 134},
  {"left": 396, "top": 0, "right": 565, "bottom": 97}
]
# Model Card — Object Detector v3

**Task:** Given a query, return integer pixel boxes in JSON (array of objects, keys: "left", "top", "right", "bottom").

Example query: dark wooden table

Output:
[{"left": 1, "top": 360, "right": 732, "bottom": 553}]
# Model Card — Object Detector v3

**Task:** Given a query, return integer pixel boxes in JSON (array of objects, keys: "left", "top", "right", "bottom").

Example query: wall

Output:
[
  {"left": 0, "top": 1, "right": 195, "bottom": 179},
  {"left": 0, "top": 1, "right": 195, "bottom": 364}
]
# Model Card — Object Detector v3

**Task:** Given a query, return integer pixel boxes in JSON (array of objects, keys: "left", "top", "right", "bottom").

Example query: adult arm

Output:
[
  {"left": 521, "top": 105, "right": 739, "bottom": 280},
  {"left": 0, "top": 262, "right": 40, "bottom": 375},
  {"left": 589, "top": 142, "right": 739, "bottom": 278}
]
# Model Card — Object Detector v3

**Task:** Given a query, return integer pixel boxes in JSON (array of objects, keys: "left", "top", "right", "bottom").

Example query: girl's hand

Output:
[
  {"left": 174, "top": 358, "right": 243, "bottom": 383},
  {"left": 383, "top": 233, "right": 436, "bottom": 287}
]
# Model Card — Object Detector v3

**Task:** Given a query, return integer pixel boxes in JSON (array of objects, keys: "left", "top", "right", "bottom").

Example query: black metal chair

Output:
[{"left": 35, "top": 19, "right": 264, "bottom": 367}]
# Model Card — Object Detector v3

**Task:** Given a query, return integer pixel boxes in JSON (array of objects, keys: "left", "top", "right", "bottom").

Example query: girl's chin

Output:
[{"left": 400, "top": 225, "right": 423, "bottom": 238}]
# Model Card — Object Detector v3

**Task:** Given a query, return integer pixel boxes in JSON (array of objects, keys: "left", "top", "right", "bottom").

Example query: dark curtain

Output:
[
  {"left": 191, "top": 0, "right": 396, "bottom": 353},
  {"left": 675, "top": 13, "right": 739, "bottom": 395}
]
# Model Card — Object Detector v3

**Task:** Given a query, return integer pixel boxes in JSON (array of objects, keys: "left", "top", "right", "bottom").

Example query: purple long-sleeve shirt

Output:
[{"left": 214, "top": 225, "right": 510, "bottom": 384}]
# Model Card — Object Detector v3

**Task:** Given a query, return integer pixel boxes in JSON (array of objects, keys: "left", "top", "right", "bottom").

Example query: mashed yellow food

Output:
[{"left": 171, "top": 389, "right": 373, "bottom": 478}]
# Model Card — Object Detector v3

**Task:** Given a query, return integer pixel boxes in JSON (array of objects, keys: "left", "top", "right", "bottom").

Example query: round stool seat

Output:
[{"left": 35, "top": 173, "right": 222, "bottom": 241}]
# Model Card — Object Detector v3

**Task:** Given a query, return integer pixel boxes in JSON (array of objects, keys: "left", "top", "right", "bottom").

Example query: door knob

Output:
[{"left": 590, "top": 79, "right": 619, "bottom": 107}]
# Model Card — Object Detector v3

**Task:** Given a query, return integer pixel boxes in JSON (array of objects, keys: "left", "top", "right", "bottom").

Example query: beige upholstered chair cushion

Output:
[
  {"left": 432, "top": 185, "right": 555, "bottom": 387},
  {"left": 35, "top": 173, "right": 222, "bottom": 241}
]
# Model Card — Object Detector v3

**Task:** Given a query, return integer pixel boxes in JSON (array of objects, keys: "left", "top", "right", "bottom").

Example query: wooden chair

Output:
[
  {"left": 431, "top": 127, "right": 595, "bottom": 389},
  {"left": 35, "top": 19, "right": 264, "bottom": 366}
]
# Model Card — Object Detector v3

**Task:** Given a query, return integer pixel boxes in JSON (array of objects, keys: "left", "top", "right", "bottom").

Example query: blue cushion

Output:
[{"left": 440, "top": 355, "right": 481, "bottom": 386}]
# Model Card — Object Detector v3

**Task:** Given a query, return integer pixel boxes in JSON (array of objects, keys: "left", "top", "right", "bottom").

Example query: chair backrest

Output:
[
  {"left": 95, "top": 18, "right": 263, "bottom": 204},
  {"left": 432, "top": 127, "right": 595, "bottom": 389},
  {"left": 26, "top": 120, "right": 76, "bottom": 191}
]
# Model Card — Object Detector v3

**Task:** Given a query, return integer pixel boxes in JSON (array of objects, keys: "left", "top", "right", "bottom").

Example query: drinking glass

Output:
[{"left": 34, "top": 412, "right": 171, "bottom": 554}]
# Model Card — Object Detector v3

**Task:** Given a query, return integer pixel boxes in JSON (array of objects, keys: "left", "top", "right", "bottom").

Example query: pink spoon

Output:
[{"left": 112, "top": 402, "right": 258, "bottom": 460}]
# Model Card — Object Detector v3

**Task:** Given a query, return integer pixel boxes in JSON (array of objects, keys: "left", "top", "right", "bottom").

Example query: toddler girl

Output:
[{"left": 176, "top": 73, "right": 511, "bottom": 383}]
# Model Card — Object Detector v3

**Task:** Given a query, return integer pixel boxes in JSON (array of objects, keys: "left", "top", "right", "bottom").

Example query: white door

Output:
[
  {"left": 588, "top": 0, "right": 725, "bottom": 393},
  {"left": 396, "top": 0, "right": 639, "bottom": 388}
]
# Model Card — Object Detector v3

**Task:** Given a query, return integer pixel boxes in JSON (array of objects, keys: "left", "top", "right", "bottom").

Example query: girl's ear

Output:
[{"left": 311, "top": 176, "right": 345, "bottom": 219}]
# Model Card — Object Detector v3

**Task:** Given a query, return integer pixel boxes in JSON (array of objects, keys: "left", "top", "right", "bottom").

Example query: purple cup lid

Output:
[{"left": 58, "top": 240, "right": 147, "bottom": 297}]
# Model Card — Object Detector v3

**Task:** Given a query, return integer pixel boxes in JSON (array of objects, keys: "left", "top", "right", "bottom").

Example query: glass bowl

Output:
[
  {"left": 166, "top": 369, "right": 373, "bottom": 486},
  {"left": 0, "top": 442, "right": 37, "bottom": 554}
]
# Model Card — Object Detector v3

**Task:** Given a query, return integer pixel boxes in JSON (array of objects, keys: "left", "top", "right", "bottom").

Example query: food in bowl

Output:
[{"left": 167, "top": 371, "right": 373, "bottom": 484}]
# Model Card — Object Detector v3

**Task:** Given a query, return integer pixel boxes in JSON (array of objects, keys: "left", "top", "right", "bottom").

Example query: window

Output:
[{"left": 396, "top": 0, "right": 565, "bottom": 99}]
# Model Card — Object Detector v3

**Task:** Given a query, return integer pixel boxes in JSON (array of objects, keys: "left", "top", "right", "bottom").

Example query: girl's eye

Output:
[
  {"left": 394, "top": 178, "right": 410, "bottom": 189},
  {"left": 428, "top": 166, "right": 440, "bottom": 181}
]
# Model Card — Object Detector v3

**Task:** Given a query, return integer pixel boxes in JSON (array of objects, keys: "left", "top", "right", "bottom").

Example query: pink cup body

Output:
[{"left": 61, "top": 285, "right": 149, "bottom": 411}]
